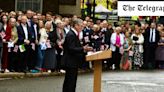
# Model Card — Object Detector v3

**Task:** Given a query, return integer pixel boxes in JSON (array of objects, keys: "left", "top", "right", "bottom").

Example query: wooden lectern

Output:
[{"left": 86, "top": 50, "right": 112, "bottom": 92}]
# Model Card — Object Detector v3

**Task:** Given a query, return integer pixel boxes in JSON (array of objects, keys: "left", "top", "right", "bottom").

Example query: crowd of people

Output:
[{"left": 0, "top": 10, "right": 164, "bottom": 73}]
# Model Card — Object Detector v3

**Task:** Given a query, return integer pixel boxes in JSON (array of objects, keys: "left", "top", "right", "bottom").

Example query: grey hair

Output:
[
  {"left": 115, "top": 27, "right": 121, "bottom": 31},
  {"left": 45, "top": 21, "right": 52, "bottom": 27},
  {"left": 70, "top": 18, "right": 83, "bottom": 27}
]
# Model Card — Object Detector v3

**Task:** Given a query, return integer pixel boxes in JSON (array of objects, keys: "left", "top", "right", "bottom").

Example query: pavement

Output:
[
  {"left": 0, "top": 69, "right": 90, "bottom": 78},
  {"left": 0, "top": 72, "right": 64, "bottom": 78},
  {"left": 0, "top": 70, "right": 164, "bottom": 92}
]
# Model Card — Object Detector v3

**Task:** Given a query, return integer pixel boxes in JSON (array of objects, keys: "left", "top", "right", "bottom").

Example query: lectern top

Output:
[{"left": 86, "top": 50, "right": 112, "bottom": 61}]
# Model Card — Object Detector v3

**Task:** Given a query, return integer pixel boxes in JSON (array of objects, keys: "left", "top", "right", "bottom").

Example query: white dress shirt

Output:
[
  {"left": 33, "top": 24, "right": 38, "bottom": 40},
  {"left": 27, "top": 19, "right": 31, "bottom": 27},
  {"left": 64, "top": 25, "right": 70, "bottom": 34},
  {"left": 71, "top": 29, "right": 83, "bottom": 40},
  {"left": 21, "top": 24, "right": 28, "bottom": 40},
  {"left": 149, "top": 28, "right": 156, "bottom": 42}
]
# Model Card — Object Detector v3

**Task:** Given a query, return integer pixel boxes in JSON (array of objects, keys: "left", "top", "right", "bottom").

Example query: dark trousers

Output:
[
  {"left": 144, "top": 44, "right": 157, "bottom": 69},
  {"left": 56, "top": 48, "right": 62, "bottom": 70},
  {"left": 81, "top": 53, "right": 89, "bottom": 69},
  {"left": 0, "top": 47, "right": 3, "bottom": 70},
  {"left": 28, "top": 47, "right": 37, "bottom": 70},
  {"left": 2, "top": 43, "right": 8, "bottom": 69},
  {"left": 106, "top": 58, "right": 112, "bottom": 69},
  {"left": 157, "top": 60, "right": 164, "bottom": 69},
  {"left": 112, "top": 47, "right": 121, "bottom": 69},
  {"left": 18, "top": 52, "right": 27, "bottom": 72},
  {"left": 18, "top": 45, "right": 30, "bottom": 72},
  {"left": 8, "top": 47, "right": 18, "bottom": 71},
  {"left": 63, "top": 68, "right": 78, "bottom": 92}
]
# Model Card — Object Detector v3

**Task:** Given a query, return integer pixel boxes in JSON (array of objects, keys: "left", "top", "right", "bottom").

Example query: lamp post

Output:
[
  {"left": 92, "top": 0, "right": 96, "bottom": 21},
  {"left": 106, "top": 0, "right": 109, "bottom": 9},
  {"left": 81, "top": 0, "right": 86, "bottom": 19},
  {"left": 106, "top": 0, "right": 109, "bottom": 20}
]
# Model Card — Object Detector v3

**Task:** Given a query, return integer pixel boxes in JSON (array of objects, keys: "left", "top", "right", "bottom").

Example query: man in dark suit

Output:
[
  {"left": 144, "top": 22, "right": 160, "bottom": 69},
  {"left": 28, "top": 15, "right": 40, "bottom": 71},
  {"left": 17, "top": 15, "right": 32, "bottom": 72},
  {"left": 61, "top": 18, "right": 93, "bottom": 92},
  {"left": 45, "top": 12, "right": 56, "bottom": 31},
  {"left": 104, "top": 22, "right": 113, "bottom": 70},
  {"left": 81, "top": 21, "right": 93, "bottom": 70}
]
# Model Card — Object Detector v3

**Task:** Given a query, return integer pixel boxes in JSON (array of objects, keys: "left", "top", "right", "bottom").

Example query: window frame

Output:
[{"left": 15, "top": 0, "right": 43, "bottom": 13}]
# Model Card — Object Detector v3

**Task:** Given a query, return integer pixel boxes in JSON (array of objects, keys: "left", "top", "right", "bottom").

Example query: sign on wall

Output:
[{"left": 118, "top": 0, "right": 164, "bottom": 16}]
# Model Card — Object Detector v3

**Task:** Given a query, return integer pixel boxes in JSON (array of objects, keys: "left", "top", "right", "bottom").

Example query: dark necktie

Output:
[
  {"left": 77, "top": 32, "right": 80, "bottom": 40},
  {"left": 151, "top": 30, "right": 153, "bottom": 42}
]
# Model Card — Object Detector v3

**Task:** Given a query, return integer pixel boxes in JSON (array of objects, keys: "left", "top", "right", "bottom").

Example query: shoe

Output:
[
  {"left": 60, "top": 70, "right": 66, "bottom": 73},
  {"left": 10, "top": 70, "right": 15, "bottom": 72},
  {"left": 4, "top": 69, "right": 10, "bottom": 73},
  {"left": 30, "top": 70, "right": 39, "bottom": 73},
  {"left": 47, "top": 70, "right": 51, "bottom": 73}
]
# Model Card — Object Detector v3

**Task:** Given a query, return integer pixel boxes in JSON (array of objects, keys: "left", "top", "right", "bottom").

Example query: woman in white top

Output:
[
  {"left": 131, "top": 25, "right": 144, "bottom": 69},
  {"left": 36, "top": 20, "right": 48, "bottom": 71},
  {"left": 110, "top": 27, "right": 124, "bottom": 70}
]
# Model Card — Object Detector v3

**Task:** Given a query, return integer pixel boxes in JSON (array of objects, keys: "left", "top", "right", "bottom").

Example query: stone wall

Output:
[{"left": 59, "top": 0, "right": 81, "bottom": 16}]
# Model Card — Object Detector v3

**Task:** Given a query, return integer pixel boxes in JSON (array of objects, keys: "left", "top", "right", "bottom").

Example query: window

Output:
[{"left": 15, "top": 0, "right": 43, "bottom": 13}]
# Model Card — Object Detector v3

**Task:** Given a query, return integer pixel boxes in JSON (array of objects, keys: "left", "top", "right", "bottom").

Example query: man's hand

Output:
[
  {"left": 2, "top": 39, "right": 6, "bottom": 43},
  {"left": 83, "top": 45, "right": 93, "bottom": 52},
  {"left": 158, "top": 43, "right": 164, "bottom": 46},
  {"left": 116, "top": 44, "right": 120, "bottom": 47},
  {"left": 24, "top": 39, "right": 30, "bottom": 45},
  {"left": 35, "top": 40, "right": 39, "bottom": 45},
  {"left": 59, "top": 45, "right": 63, "bottom": 49}
]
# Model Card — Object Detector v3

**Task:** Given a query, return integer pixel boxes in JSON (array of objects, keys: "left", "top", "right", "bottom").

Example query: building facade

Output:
[{"left": 0, "top": 0, "right": 81, "bottom": 16}]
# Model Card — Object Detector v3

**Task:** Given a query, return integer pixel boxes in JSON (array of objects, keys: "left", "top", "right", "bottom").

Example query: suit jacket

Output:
[
  {"left": 105, "top": 28, "right": 113, "bottom": 46},
  {"left": 144, "top": 28, "right": 160, "bottom": 47},
  {"left": 31, "top": 22, "right": 40, "bottom": 42},
  {"left": 17, "top": 24, "right": 32, "bottom": 45},
  {"left": 82, "top": 27, "right": 93, "bottom": 46},
  {"left": 91, "top": 31, "right": 104, "bottom": 51},
  {"left": 61, "top": 29, "right": 85, "bottom": 68}
]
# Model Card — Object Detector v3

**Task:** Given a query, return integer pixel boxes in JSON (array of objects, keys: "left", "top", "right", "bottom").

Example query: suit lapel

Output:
[
  {"left": 20, "top": 25, "right": 26, "bottom": 39},
  {"left": 70, "top": 29, "right": 81, "bottom": 46}
]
